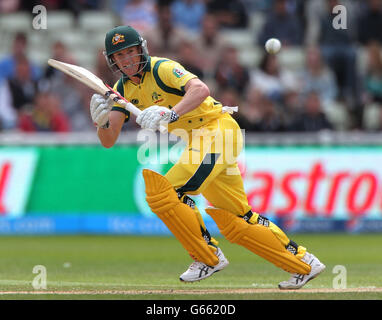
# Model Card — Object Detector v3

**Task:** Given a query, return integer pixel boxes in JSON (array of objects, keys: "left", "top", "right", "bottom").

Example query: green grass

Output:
[{"left": 0, "top": 234, "right": 381, "bottom": 300}]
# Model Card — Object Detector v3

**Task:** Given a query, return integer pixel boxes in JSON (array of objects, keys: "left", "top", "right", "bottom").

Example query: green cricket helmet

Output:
[{"left": 104, "top": 25, "right": 149, "bottom": 76}]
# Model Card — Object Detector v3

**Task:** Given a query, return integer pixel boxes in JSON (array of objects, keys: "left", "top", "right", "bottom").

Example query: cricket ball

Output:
[{"left": 265, "top": 38, "right": 281, "bottom": 54}]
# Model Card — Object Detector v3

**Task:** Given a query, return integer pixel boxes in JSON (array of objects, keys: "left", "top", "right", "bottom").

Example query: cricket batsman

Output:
[{"left": 90, "top": 25, "right": 325, "bottom": 289}]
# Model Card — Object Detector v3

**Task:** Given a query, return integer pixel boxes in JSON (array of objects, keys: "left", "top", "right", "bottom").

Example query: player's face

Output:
[{"left": 112, "top": 46, "right": 142, "bottom": 77}]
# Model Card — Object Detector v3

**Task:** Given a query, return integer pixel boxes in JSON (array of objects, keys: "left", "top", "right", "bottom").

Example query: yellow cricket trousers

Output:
[{"left": 165, "top": 113, "right": 306, "bottom": 259}]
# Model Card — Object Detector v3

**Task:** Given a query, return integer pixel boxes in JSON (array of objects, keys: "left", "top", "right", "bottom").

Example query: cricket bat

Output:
[{"left": 47, "top": 59, "right": 167, "bottom": 133}]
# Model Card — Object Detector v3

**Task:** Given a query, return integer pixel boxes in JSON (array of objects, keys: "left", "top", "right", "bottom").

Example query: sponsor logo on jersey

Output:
[{"left": 172, "top": 67, "right": 186, "bottom": 78}]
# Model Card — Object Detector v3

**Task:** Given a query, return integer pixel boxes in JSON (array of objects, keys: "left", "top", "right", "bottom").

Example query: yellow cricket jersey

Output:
[{"left": 111, "top": 56, "right": 224, "bottom": 133}]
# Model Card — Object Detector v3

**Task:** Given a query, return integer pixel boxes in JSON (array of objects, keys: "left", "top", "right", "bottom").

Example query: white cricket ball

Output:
[{"left": 265, "top": 38, "right": 281, "bottom": 54}]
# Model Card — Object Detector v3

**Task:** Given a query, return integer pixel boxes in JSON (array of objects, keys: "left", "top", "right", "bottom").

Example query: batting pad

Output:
[
  {"left": 206, "top": 208, "right": 311, "bottom": 274},
  {"left": 143, "top": 169, "right": 219, "bottom": 267}
]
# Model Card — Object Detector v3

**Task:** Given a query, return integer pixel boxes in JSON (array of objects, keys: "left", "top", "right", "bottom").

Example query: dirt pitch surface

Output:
[{"left": 1, "top": 287, "right": 381, "bottom": 295}]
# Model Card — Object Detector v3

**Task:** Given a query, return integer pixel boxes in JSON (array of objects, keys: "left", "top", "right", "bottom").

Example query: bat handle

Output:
[
  {"left": 106, "top": 89, "right": 168, "bottom": 134},
  {"left": 159, "top": 124, "right": 168, "bottom": 134}
]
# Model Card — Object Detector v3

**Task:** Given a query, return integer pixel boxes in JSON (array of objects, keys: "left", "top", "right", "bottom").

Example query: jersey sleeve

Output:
[
  {"left": 111, "top": 78, "right": 130, "bottom": 123},
  {"left": 155, "top": 60, "right": 198, "bottom": 96}
]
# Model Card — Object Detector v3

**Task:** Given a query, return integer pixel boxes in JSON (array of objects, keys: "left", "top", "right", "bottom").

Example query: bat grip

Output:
[
  {"left": 106, "top": 89, "right": 168, "bottom": 134},
  {"left": 105, "top": 90, "right": 124, "bottom": 104},
  {"left": 158, "top": 125, "right": 168, "bottom": 134}
]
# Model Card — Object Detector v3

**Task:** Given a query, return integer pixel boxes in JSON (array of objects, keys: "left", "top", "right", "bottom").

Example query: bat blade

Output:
[
  {"left": 48, "top": 59, "right": 109, "bottom": 95},
  {"left": 47, "top": 59, "right": 141, "bottom": 117},
  {"left": 47, "top": 58, "right": 168, "bottom": 133}
]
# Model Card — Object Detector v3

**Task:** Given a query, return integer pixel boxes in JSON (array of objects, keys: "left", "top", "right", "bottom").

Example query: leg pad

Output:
[
  {"left": 206, "top": 207, "right": 311, "bottom": 274},
  {"left": 143, "top": 169, "right": 218, "bottom": 266}
]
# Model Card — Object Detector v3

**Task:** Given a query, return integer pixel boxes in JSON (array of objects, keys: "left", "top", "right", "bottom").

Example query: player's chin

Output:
[{"left": 121, "top": 66, "right": 139, "bottom": 77}]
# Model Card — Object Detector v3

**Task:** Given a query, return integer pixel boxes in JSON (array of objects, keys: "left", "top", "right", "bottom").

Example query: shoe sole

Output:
[
  {"left": 278, "top": 264, "right": 326, "bottom": 290},
  {"left": 179, "top": 261, "right": 229, "bottom": 283}
]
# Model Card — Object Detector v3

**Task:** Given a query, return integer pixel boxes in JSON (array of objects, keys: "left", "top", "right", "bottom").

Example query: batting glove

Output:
[
  {"left": 136, "top": 106, "right": 179, "bottom": 131},
  {"left": 90, "top": 94, "right": 113, "bottom": 128}
]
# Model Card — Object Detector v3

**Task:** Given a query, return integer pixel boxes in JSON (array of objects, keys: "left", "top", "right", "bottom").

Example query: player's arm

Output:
[
  {"left": 90, "top": 93, "right": 126, "bottom": 148},
  {"left": 97, "top": 110, "right": 125, "bottom": 148},
  {"left": 172, "top": 78, "right": 210, "bottom": 116},
  {"left": 136, "top": 78, "right": 210, "bottom": 130},
  {"left": 136, "top": 61, "right": 210, "bottom": 131}
]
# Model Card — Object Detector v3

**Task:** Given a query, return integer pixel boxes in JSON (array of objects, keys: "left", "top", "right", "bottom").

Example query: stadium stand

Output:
[{"left": 0, "top": 0, "right": 382, "bottom": 133}]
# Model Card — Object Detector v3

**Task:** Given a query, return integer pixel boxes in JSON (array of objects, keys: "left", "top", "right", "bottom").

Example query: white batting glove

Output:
[
  {"left": 136, "top": 106, "right": 179, "bottom": 131},
  {"left": 90, "top": 94, "right": 113, "bottom": 128}
]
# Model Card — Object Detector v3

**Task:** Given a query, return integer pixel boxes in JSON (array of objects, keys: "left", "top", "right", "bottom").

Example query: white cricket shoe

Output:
[
  {"left": 278, "top": 252, "right": 326, "bottom": 290},
  {"left": 180, "top": 247, "right": 229, "bottom": 282}
]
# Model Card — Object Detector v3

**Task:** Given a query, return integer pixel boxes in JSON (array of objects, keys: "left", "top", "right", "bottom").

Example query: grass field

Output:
[{"left": 0, "top": 234, "right": 381, "bottom": 300}]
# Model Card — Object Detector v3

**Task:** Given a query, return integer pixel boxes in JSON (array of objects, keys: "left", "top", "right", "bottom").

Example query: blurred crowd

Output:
[{"left": 1, "top": 0, "right": 382, "bottom": 133}]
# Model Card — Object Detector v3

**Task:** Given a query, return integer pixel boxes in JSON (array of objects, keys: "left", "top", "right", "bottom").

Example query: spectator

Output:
[
  {"left": 255, "top": 95, "right": 285, "bottom": 132},
  {"left": 258, "top": 0, "right": 303, "bottom": 46},
  {"left": 170, "top": 0, "right": 206, "bottom": 34},
  {"left": 6, "top": 55, "right": 38, "bottom": 112},
  {"left": 0, "top": 0, "right": 20, "bottom": 13},
  {"left": 214, "top": 45, "right": 250, "bottom": 94},
  {"left": 20, "top": 0, "right": 83, "bottom": 12},
  {"left": 0, "top": 32, "right": 42, "bottom": 82},
  {"left": 0, "top": 80, "right": 18, "bottom": 130},
  {"left": 39, "top": 42, "right": 94, "bottom": 131},
  {"left": 299, "top": 46, "right": 338, "bottom": 107},
  {"left": 46, "top": 74, "right": 93, "bottom": 131},
  {"left": 119, "top": 0, "right": 158, "bottom": 33},
  {"left": 318, "top": 0, "right": 359, "bottom": 106},
  {"left": 304, "top": 0, "right": 330, "bottom": 45},
  {"left": 95, "top": 48, "right": 120, "bottom": 87},
  {"left": 233, "top": 88, "right": 264, "bottom": 131},
  {"left": 142, "top": 4, "right": 191, "bottom": 59},
  {"left": 362, "top": 101, "right": 382, "bottom": 131},
  {"left": 39, "top": 42, "right": 95, "bottom": 131},
  {"left": 44, "top": 41, "right": 76, "bottom": 81},
  {"left": 288, "top": 91, "right": 333, "bottom": 131},
  {"left": 357, "top": 0, "right": 382, "bottom": 45},
  {"left": 241, "top": 0, "right": 262, "bottom": 12},
  {"left": 206, "top": 0, "right": 248, "bottom": 29},
  {"left": 193, "top": 13, "right": 228, "bottom": 77},
  {"left": 50, "top": 41, "right": 75, "bottom": 64},
  {"left": 18, "top": 92, "right": 70, "bottom": 132},
  {"left": 362, "top": 41, "right": 382, "bottom": 104},
  {"left": 249, "top": 53, "right": 297, "bottom": 102},
  {"left": 216, "top": 87, "right": 241, "bottom": 108},
  {"left": 282, "top": 89, "right": 303, "bottom": 130},
  {"left": 175, "top": 40, "right": 204, "bottom": 80},
  {"left": 234, "top": 87, "right": 284, "bottom": 132}
]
